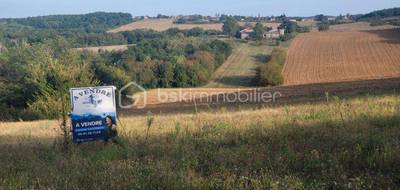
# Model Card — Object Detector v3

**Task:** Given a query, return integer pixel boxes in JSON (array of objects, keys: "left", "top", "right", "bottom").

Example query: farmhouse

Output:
[
  {"left": 240, "top": 27, "right": 285, "bottom": 40},
  {"left": 327, "top": 17, "right": 336, "bottom": 21},
  {"left": 301, "top": 18, "right": 314, "bottom": 22},
  {"left": 239, "top": 28, "right": 254, "bottom": 39},
  {"left": 263, "top": 29, "right": 285, "bottom": 39}
]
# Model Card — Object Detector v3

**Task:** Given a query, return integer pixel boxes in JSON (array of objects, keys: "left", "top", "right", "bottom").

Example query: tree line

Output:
[
  {"left": 0, "top": 12, "right": 133, "bottom": 32},
  {"left": 0, "top": 36, "right": 231, "bottom": 121},
  {"left": 0, "top": 12, "right": 223, "bottom": 48},
  {"left": 257, "top": 48, "right": 286, "bottom": 86}
]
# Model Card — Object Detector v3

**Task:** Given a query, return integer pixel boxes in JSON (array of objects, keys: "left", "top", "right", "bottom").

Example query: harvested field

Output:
[
  {"left": 75, "top": 44, "right": 134, "bottom": 52},
  {"left": 329, "top": 22, "right": 398, "bottom": 32},
  {"left": 108, "top": 19, "right": 223, "bottom": 33},
  {"left": 283, "top": 28, "right": 400, "bottom": 85},
  {"left": 108, "top": 19, "right": 281, "bottom": 33}
]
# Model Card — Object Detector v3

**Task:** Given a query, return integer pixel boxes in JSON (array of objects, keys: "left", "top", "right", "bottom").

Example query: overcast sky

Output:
[{"left": 0, "top": 0, "right": 399, "bottom": 18}]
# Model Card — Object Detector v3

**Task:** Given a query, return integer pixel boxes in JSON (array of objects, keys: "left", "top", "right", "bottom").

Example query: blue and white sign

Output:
[{"left": 70, "top": 86, "right": 117, "bottom": 143}]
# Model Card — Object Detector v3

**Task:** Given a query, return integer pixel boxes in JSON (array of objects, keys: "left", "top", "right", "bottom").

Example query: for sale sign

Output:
[{"left": 70, "top": 86, "right": 117, "bottom": 143}]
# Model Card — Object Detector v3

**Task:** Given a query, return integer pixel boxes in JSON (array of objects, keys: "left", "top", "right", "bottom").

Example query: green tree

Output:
[
  {"left": 257, "top": 48, "right": 286, "bottom": 86},
  {"left": 318, "top": 23, "right": 330, "bottom": 31},
  {"left": 173, "top": 63, "right": 189, "bottom": 87},
  {"left": 315, "top": 14, "right": 328, "bottom": 22},
  {"left": 258, "top": 62, "right": 283, "bottom": 86},
  {"left": 28, "top": 50, "right": 97, "bottom": 119},
  {"left": 222, "top": 17, "right": 240, "bottom": 37},
  {"left": 193, "top": 51, "right": 215, "bottom": 72},
  {"left": 250, "top": 22, "right": 264, "bottom": 41},
  {"left": 155, "top": 62, "right": 174, "bottom": 88},
  {"left": 281, "top": 20, "right": 297, "bottom": 33}
]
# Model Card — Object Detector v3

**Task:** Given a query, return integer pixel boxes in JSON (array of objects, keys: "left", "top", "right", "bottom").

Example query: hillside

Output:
[
  {"left": 357, "top": 7, "right": 400, "bottom": 26},
  {"left": 360, "top": 7, "right": 400, "bottom": 20},
  {"left": 2, "top": 93, "right": 399, "bottom": 189},
  {"left": 328, "top": 21, "right": 398, "bottom": 32},
  {"left": 0, "top": 12, "right": 133, "bottom": 31},
  {"left": 108, "top": 18, "right": 281, "bottom": 33},
  {"left": 0, "top": 12, "right": 134, "bottom": 47}
]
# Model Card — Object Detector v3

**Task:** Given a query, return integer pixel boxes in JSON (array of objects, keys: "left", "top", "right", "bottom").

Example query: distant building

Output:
[
  {"left": 239, "top": 28, "right": 254, "bottom": 39},
  {"left": 240, "top": 27, "right": 285, "bottom": 40},
  {"left": 263, "top": 29, "right": 285, "bottom": 39},
  {"left": 209, "top": 17, "right": 220, "bottom": 22},
  {"left": 327, "top": 17, "right": 336, "bottom": 21}
]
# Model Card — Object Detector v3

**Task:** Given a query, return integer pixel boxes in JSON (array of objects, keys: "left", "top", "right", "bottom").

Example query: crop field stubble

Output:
[
  {"left": 108, "top": 19, "right": 224, "bottom": 32},
  {"left": 283, "top": 22, "right": 400, "bottom": 85},
  {"left": 108, "top": 18, "right": 281, "bottom": 33}
]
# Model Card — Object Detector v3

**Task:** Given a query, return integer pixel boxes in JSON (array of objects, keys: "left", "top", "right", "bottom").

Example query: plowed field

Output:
[{"left": 283, "top": 28, "right": 400, "bottom": 85}]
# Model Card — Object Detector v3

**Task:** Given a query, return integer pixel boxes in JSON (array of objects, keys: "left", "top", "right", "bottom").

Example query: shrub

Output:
[
  {"left": 318, "top": 23, "right": 330, "bottom": 31},
  {"left": 297, "top": 26, "right": 311, "bottom": 33},
  {"left": 258, "top": 62, "right": 284, "bottom": 86},
  {"left": 269, "top": 48, "right": 287, "bottom": 64},
  {"left": 280, "top": 32, "right": 297, "bottom": 41},
  {"left": 369, "top": 19, "right": 386, "bottom": 26},
  {"left": 257, "top": 48, "right": 286, "bottom": 86}
]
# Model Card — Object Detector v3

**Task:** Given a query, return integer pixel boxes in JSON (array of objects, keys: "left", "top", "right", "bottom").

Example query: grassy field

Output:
[
  {"left": 329, "top": 22, "right": 398, "bottom": 32},
  {"left": 206, "top": 41, "right": 273, "bottom": 88},
  {"left": 1, "top": 93, "right": 400, "bottom": 189}
]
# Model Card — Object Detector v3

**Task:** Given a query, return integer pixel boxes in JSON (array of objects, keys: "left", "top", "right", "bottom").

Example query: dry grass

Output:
[
  {"left": 125, "top": 77, "right": 400, "bottom": 116},
  {"left": 108, "top": 19, "right": 282, "bottom": 33},
  {"left": 329, "top": 22, "right": 398, "bottom": 32},
  {"left": 108, "top": 19, "right": 223, "bottom": 33},
  {"left": 75, "top": 44, "right": 134, "bottom": 52},
  {"left": 133, "top": 87, "right": 251, "bottom": 106},
  {"left": 283, "top": 28, "right": 400, "bottom": 85},
  {"left": 1, "top": 94, "right": 399, "bottom": 143},
  {"left": 1, "top": 93, "right": 400, "bottom": 189}
]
